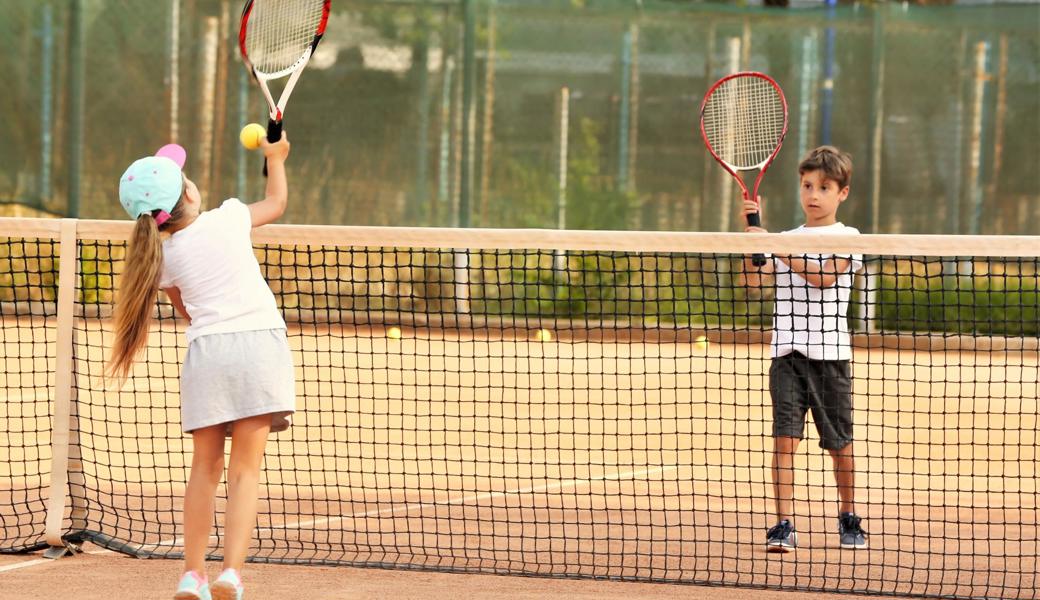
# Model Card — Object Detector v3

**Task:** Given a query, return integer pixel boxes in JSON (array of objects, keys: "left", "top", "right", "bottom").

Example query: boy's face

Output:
[{"left": 799, "top": 169, "right": 849, "bottom": 227}]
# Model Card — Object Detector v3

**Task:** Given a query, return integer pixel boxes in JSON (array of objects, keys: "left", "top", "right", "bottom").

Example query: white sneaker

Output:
[{"left": 210, "top": 568, "right": 243, "bottom": 600}]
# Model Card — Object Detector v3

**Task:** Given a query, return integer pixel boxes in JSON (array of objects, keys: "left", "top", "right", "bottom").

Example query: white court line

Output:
[
  {"left": 0, "top": 558, "right": 50, "bottom": 573},
  {"left": 262, "top": 464, "right": 679, "bottom": 533},
  {"left": 0, "top": 549, "right": 112, "bottom": 573},
  {"left": 137, "top": 465, "right": 680, "bottom": 551}
]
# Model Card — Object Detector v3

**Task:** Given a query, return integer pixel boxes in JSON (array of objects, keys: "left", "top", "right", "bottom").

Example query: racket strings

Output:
[
  {"left": 246, "top": 0, "right": 327, "bottom": 75},
  {"left": 703, "top": 76, "right": 786, "bottom": 170}
]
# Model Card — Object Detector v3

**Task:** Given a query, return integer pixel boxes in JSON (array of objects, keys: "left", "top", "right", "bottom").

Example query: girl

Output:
[{"left": 107, "top": 134, "right": 294, "bottom": 600}]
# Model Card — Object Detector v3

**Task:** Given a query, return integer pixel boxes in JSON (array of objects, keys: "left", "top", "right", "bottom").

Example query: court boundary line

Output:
[
  {"left": 147, "top": 465, "right": 679, "bottom": 550},
  {"left": 0, "top": 548, "right": 113, "bottom": 574}
]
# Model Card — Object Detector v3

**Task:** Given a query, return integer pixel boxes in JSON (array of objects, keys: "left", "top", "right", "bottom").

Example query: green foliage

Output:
[
  {"left": 491, "top": 155, "right": 557, "bottom": 228},
  {"left": 564, "top": 118, "right": 638, "bottom": 231},
  {"left": 876, "top": 273, "right": 1040, "bottom": 336}
]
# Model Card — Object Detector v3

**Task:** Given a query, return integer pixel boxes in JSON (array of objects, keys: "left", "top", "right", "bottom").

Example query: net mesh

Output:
[
  {"left": 244, "top": 0, "right": 327, "bottom": 76},
  {"left": 2, "top": 223, "right": 1037, "bottom": 599},
  {"left": 0, "top": 237, "right": 57, "bottom": 554},
  {"left": 701, "top": 75, "right": 787, "bottom": 171}
]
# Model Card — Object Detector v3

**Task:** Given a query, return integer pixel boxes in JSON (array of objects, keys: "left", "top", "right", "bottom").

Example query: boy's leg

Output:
[
  {"left": 767, "top": 353, "right": 809, "bottom": 551},
  {"left": 766, "top": 435, "right": 800, "bottom": 552},
  {"left": 812, "top": 360, "right": 867, "bottom": 549},
  {"left": 769, "top": 353, "right": 810, "bottom": 523},
  {"left": 222, "top": 414, "right": 272, "bottom": 571},
  {"left": 829, "top": 442, "right": 867, "bottom": 548},
  {"left": 772, "top": 435, "right": 801, "bottom": 522},
  {"left": 183, "top": 424, "right": 227, "bottom": 575},
  {"left": 828, "top": 442, "right": 855, "bottom": 514}
]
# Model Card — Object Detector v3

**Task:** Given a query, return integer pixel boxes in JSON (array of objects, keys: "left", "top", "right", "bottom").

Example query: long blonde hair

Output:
[{"left": 106, "top": 197, "right": 190, "bottom": 383}]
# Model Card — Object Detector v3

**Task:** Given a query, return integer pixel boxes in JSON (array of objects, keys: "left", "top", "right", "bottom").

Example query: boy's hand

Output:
[
  {"left": 744, "top": 196, "right": 768, "bottom": 232},
  {"left": 741, "top": 196, "right": 764, "bottom": 219},
  {"left": 261, "top": 131, "right": 291, "bottom": 163}
]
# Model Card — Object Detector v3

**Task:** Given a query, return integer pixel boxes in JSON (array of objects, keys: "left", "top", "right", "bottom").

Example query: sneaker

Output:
[
  {"left": 174, "top": 571, "right": 211, "bottom": 600},
  {"left": 839, "top": 512, "right": 868, "bottom": 549},
  {"left": 210, "top": 568, "right": 244, "bottom": 600},
  {"left": 765, "top": 519, "right": 797, "bottom": 552}
]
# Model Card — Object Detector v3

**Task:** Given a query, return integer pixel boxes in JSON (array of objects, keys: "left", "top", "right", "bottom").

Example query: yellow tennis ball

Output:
[
  {"left": 535, "top": 328, "right": 553, "bottom": 342},
  {"left": 239, "top": 123, "right": 266, "bottom": 150},
  {"left": 695, "top": 335, "right": 709, "bottom": 351},
  {"left": 386, "top": 326, "right": 402, "bottom": 339}
]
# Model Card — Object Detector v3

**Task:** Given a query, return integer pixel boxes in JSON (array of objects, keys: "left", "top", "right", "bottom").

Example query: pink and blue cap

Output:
[{"left": 119, "top": 144, "right": 187, "bottom": 226}]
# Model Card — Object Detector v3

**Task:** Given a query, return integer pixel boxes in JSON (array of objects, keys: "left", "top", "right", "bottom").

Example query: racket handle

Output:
[
  {"left": 262, "top": 119, "right": 283, "bottom": 178},
  {"left": 746, "top": 212, "right": 767, "bottom": 267}
]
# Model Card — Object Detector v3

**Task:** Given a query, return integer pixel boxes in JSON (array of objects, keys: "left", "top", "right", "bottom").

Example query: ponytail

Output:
[{"left": 106, "top": 214, "right": 164, "bottom": 383}]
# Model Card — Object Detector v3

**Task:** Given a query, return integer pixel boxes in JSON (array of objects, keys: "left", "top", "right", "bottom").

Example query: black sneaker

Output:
[
  {"left": 766, "top": 519, "right": 797, "bottom": 552},
  {"left": 839, "top": 512, "right": 868, "bottom": 549}
]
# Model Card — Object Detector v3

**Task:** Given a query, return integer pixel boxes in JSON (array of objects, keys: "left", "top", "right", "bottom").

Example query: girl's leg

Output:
[
  {"left": 183, "top": 424, "right": 227, "bottom": 574},
  {"left": 221, "top": 414, "right": 272, "bottom": 571}
]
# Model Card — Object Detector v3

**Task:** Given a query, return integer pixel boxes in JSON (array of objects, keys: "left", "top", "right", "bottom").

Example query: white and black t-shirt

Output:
[{"left": 771, "top": 223, "right": 863, "bottom": 361}]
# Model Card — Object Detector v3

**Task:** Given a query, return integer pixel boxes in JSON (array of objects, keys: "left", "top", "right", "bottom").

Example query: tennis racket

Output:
[
  {"left": 239, "top": 0, "right": 330, "bottom": 176},
  {"left": 700, "top": 72, "right": 788, "bottom": 266}
]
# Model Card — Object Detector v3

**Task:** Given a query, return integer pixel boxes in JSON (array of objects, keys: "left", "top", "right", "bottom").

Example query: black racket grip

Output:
[
  {"left": 262, "top": 119, "right": 283, "bottom": 178},
  {"left": 746, "top": 212, "right": 767, "bottom": 267}
]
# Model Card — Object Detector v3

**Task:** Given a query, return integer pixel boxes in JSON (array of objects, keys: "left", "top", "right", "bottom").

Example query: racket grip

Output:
[
  {"left": 262, "top": 119, "right": 283, "bottom": 178},
  {"left": 746, "top": 212, "right": 767, "bottom": 267}
]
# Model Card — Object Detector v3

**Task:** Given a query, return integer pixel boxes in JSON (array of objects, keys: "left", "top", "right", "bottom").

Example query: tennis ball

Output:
[
  {"left": 386, "top": 326, "right": 402, "bottom": 339},
  {"left": 239, "top": 123, "right": 266, "bottom": 150},
  {"left": 694, "top": 335, "right": 710, "bottom": 351},
  {"left": 535, "top": 328, "right": 553, "bottom": 342}
]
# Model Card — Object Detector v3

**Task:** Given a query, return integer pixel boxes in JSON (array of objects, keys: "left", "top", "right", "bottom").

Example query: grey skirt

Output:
[{"left": 180, "top": 328, "right": 296, "bottom": 436}]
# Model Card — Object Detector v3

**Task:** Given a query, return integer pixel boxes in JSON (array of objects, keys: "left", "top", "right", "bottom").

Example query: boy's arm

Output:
[
  {"left": 774, "top": 255, "right": 853, "bottom": 288},
  {"left": 740, "top": 197, "right": 775, "bottom": 290},
  {"left": 249, "top": 132, "right": 291, "bottom": 228},
  {"left": 742, "top": 251, "right": 775, "bottom": 290}
]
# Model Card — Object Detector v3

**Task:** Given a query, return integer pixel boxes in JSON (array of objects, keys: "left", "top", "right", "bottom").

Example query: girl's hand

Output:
[{"left": 261, "top": 131, "right": 291, "bottom": 163}]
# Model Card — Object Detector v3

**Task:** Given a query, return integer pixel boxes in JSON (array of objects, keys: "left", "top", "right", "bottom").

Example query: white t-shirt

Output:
[
  {"left": 159, "top": 199, "right": 285, "bottom": 343},
  {"left": 771, "top": 223, "right": 863, "bottom": 361}
]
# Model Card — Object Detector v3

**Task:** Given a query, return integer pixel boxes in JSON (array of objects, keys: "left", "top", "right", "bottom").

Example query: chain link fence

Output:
[{"left": 2, "top": 0, "right": 1037, "bottom": 233}]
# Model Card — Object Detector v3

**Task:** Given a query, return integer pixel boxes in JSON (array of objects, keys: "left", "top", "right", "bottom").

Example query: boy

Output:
[{"left": 742, "top": 145, "right": 867, "bottom": 552}]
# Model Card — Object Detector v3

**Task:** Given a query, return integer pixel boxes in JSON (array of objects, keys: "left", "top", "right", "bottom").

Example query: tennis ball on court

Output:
[
  {"left": 386, "top": 326, "right": 402, "bottom": 339},
  {"left": 535, "top": 328, "right": 553, "bottom": 342},
  {"left": 694, "top": 335, "right": 710, "bottom": 351},
  {"left": 239, "top": 123, "right": 266, "bottom": 150}
]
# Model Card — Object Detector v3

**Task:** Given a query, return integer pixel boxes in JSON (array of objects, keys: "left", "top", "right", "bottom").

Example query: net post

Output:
[
  {"left": 554, "top": 86, "right": 570, "bottom": 280},
  {"left": 198, "top": 17, "right": 220, "bottom": 200},
  {"left": 967, "top": 40, "right": 990, "bottom": 236},
  {"left": 43, "top": 219, "right": 82, "bottom": 559},
  {"left": 718, "top": 37, "right": 740, "bottom": 233}
]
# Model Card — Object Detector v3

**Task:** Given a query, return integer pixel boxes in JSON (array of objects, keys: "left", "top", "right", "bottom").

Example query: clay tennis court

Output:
[{"left": 2, "top": 317, "right": 1036, "bottom": 599}]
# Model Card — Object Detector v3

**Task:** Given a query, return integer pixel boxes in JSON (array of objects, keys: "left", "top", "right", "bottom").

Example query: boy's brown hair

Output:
[{"left": 798, "top": 145, "right": 853, "bottom": 190}]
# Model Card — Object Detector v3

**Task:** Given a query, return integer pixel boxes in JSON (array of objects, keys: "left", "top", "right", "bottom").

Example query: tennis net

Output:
[{"left": 1, "top": 218, "right": 1037, "bottom": 599}]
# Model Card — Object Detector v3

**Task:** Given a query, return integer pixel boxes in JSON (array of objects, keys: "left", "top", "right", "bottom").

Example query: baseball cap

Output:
[{"left": 119, "top": 144, "right": 188, "bottom": 224}]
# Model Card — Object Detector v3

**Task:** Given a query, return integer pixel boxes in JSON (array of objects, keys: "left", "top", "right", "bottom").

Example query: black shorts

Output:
[{"left": 769, "top": 351, "right": 853, "bottom": 450}]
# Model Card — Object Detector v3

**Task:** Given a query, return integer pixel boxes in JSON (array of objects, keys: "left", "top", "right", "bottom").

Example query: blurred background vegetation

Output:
[{"left": 1, "top": 0, "right": 1037, "bottom": 236}]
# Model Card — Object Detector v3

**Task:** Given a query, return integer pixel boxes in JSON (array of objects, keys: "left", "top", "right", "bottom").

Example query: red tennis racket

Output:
[
  {"left": 239, "top": 0, "right": 330, "bottom": 176},
  {"left": 700, "top": 72, "right": 788, "bottom": 266}
]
